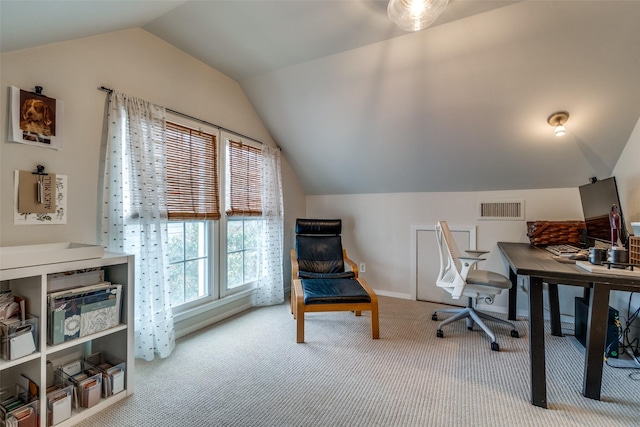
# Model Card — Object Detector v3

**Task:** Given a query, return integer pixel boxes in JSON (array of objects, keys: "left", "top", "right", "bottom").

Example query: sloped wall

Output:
[{"left": 0, "top": 29, "right": 306, "bottom": 290}]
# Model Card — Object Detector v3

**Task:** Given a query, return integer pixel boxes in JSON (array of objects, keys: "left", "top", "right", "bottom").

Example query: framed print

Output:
[
  {"left": 8, "top": 86, "right": 64, "bottom": 150},
  {"left": 14, "top": 171, "right": 67, "bottom": 224}
]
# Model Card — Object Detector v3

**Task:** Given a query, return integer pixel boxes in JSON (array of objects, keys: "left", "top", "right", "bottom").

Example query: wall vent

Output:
[{"left": 479, "top": 200, "right": 524, "bottom": 220}]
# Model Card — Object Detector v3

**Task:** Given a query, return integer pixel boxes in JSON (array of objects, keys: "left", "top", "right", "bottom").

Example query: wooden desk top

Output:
[{"left": 497, "top": 242, "right": 640, "bottom": 291}]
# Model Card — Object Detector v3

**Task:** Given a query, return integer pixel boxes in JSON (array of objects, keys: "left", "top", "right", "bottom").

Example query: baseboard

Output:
[{"left": 374, "top": 289, "right": 412, "bottom": 300}]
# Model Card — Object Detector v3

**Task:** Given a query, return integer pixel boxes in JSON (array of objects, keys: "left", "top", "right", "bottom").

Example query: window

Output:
[
  {"left": 167, "top": 221, "right": 209, "bottom": 306},
  {"left": 225, "top": 138, "right": 264, "bottom": 291},
  {"left": 164, "top": 122, "right": 270, "bottom": 310},
  {"left": 165, "top": 121, "right": 219, "bottom": 309},
  {"left": 227, "top": 217, "right": 260, "bottom": 289}
]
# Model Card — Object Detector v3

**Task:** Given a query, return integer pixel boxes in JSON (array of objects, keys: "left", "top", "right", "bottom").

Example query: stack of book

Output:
[{"left": 47, "top": 281, "right": 122, "bottom": 346}]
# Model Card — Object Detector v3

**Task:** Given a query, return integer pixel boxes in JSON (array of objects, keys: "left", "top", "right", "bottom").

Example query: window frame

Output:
[
  {"left": 166, "top": 220, "right": 218, "bottom": 313},
  {"left": 220, "top": 132, "right": 264, "bottom": 297},
  {"left": 165, "top": 119, "right": 263, "bottom": 313},
  {"left": 165, "top": 114, "right": 223, "bottom": 314}
]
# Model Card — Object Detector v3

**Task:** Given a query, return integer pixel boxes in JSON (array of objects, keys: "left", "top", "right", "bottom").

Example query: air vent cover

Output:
[{"left": 479, "top": 200, "right": 524, "bottom": 220}]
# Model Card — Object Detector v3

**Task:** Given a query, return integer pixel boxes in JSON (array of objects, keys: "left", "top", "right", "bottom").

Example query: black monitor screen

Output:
[{"left": 579, "top": 177, "right": 627, "bottom": 244}]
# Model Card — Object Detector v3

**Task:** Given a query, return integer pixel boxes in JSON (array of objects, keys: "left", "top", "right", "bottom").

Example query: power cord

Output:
[{"left": 604, "top": 292, "right": 640, "bottom": 380}]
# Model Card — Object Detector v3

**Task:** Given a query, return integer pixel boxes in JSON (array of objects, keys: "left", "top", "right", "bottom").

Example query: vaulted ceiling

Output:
[{"left": 2, "top": 1, "right": 640, "bottom": 195}]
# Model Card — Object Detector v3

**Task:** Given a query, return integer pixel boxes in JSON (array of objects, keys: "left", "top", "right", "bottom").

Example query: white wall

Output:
[
  {"left": 0, "top": 29, "right": 306, "bottom": 287},
  {"left": 307, "top": 188, "right": 584, "bottom": 315},
  {"left": 611, "top": 116, "right": 640, "bottom": 338},
  {"left": 307, "top": 117, "right": 640, "bottom": 325}
]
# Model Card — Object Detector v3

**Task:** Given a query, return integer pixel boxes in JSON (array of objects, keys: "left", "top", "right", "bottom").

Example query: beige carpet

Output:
[{"left": 76, "top": 296, "right": 640, "bottom": 426}]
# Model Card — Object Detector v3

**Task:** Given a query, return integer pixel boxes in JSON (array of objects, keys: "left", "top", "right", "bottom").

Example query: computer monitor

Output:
[{"left": 579, "top": 177, "right": 628, "bottom": 245}]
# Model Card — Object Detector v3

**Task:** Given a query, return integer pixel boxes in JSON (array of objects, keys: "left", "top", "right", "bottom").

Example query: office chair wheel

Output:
[
  {"left": 491, "top": 342, "right": 500, "bottom": 351},
  {"left": 510, "top": 330, "right": 519, "bottom": 338},
  {"left": 436, "top": 329, "right": 444, "bottom": 338},
  {"left": 432, "top": 314, "right": 438, "bottom": 321}
]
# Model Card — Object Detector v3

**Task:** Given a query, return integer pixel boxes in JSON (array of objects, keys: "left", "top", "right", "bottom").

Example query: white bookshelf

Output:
[{"left": 0, "top": 251, "right": 134, "bottom": 426}]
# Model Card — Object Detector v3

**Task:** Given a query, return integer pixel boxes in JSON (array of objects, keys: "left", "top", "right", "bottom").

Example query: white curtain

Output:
[
  {"left": 101, "top": 91, "right": 175, "bottom": 361},
  {"left": 256, "top": 145, "right": 285, "bottom": 306}
]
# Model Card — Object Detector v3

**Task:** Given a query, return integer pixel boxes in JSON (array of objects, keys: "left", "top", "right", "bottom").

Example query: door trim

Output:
[{"left": 410, "top": 224, "right": 477, "bottom": 301}]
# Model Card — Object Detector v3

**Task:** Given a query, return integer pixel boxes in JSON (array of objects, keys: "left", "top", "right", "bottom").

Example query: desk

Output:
[{"left": 497, "top": 242, "right": 640, "bottom": 408}]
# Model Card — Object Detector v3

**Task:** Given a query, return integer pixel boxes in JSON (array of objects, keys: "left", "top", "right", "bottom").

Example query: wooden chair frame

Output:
[{"left": 290, "top": 249, "right": 379, "bottom": 343}]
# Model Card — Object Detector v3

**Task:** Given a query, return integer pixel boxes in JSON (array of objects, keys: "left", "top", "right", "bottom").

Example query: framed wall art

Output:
[
  {"left": 14, "top": 170, "right": 67, "bottom": 225},
  {"left": 8, "top": 86, "right": 64, "bottom": 150}
]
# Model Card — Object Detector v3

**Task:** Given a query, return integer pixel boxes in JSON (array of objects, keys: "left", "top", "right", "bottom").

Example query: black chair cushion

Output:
[
  {"left": 301, "top": 278, "right": 371, "bottom": 305},
  {"left": 298, "top": 271, "right": 356, "bottom": 280},
  {"left": 296, "top": 235, "right": 345, "bottom": 273}
]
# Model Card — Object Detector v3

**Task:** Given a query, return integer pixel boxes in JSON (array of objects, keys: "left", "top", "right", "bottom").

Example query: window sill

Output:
[{"left": 173, "top": 288, "right": 256, "bottom": 338}]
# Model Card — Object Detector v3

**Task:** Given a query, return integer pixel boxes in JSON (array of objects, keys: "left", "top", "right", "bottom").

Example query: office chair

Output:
[
  {"left": 290, "top": 219, "right": 379, "bottom": 343},
  {"left": 432, "top": 221, "right": 518, "bottom": 351}
]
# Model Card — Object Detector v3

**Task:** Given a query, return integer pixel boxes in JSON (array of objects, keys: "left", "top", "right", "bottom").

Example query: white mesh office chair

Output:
[{"left": 432, "top": 221, "right": 519, "bottom": 351}]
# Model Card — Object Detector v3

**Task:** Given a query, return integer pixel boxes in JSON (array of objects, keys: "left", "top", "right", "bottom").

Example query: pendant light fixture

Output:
[
  {"left": 547, "top": 111, "right": 569, "bottom": 137},
  {"left": 388, "top": 0, "right": 449, "bottom": 32}
]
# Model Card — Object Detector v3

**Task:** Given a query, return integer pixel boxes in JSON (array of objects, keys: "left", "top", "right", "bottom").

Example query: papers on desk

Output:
[{"left": 575, "top": 261, "right": 640, "bottom": 277}]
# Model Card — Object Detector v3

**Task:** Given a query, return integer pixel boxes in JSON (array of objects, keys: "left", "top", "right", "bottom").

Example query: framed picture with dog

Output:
[{"left": 8, "top": 86, "right": 64, "bottom": 149}]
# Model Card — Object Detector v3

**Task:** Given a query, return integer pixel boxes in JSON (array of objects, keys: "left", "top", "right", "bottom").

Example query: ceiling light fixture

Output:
[
  {"left": 547, "top": 111, "right": 569, "bottom": 137},
  {"left": 387, "top": 0, "right": 449, "bottom": 32}
]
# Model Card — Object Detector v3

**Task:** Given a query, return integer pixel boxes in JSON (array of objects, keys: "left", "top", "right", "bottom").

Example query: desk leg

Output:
[
  {"left": 529, "top": 276, "right": 547, "bottom": 408},
  {"left": 583, "top": 283, "right": 609, "bottom": 400},
  {"left": 508, "top": 269, "right": 517, "bottom": 321},
  {"left": 547, "top": 283, "right": 563, "bottom": 337}
]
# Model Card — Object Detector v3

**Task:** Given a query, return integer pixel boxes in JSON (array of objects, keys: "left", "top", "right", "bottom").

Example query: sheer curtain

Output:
[
  {"left": 256, "top": 145, "right": 285, "bottom": 306},
  {"left": 101, "top": 91, "right": 175, "bottom": 361}
]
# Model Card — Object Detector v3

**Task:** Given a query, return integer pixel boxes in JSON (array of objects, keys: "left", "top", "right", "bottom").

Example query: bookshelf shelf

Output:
[{"left": 0, "top": 251, "right": 134, "bottom": 426}]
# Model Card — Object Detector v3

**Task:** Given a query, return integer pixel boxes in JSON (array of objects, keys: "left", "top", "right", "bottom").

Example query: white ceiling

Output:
[{"left": 2, "top": 1, "right": 640, "bottom": 195}]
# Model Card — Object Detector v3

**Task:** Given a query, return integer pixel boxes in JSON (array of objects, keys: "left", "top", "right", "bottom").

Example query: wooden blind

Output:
[
  {"left": 166, "top": 121, "right": 220, "bottom": 220},
  {"left": 227, "top": 140, "right": 262, "bottom": 217}
]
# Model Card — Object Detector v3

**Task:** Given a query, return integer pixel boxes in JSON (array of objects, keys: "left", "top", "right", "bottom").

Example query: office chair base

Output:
[{"left": 432, "top": 307, "right": 518, "bottom": 351}]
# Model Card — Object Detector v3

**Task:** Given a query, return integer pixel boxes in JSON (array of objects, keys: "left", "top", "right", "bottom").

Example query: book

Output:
[
  {"left": 48, "top": 282, "right": 120, "bottom": 345},
  {"left": 47, "top": 268, "right": 104, "bottom": 293},
  {"left": 79, "top": 285, "right": 121, "bottom": 337}
]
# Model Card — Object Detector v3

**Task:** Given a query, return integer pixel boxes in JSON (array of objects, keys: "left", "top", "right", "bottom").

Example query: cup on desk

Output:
[
  {"left": 608, "top": 247, "right": 629, "bottom": 265},
  {"left": 589, "top": 248, "right": 607, "bottom": 265}
]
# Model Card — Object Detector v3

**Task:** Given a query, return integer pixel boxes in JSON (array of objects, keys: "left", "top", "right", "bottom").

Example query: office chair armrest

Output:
[
  {"left": 458, "top": 256, "right": 484, "bottom": 280},
  {"left": 465, "top": 250, "right": 489, "bottom": 257},
  {"left": 458, "top": 256, "right": 485, "bottom": 264},
  {"left": 343, "top": 249, "right": 359, "bottom": 278}
]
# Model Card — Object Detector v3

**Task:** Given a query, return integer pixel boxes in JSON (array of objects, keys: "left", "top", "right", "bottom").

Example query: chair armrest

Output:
[
  {"left": 343, "top": 249, "right": 359, "bottom": 278},
  {"left": 291, "top": 249, "right": 299, "bottom": 280},
  {"left": 458, "top": 256, "right": 483, "bottom": 280},
  {"left": 465, "top": 250, "right": 489, "bottom": 257},
  {"left": 458, "top": 256, "right": 485, "bottom": 265}
]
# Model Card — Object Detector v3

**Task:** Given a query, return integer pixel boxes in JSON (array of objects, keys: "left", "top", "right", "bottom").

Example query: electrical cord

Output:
[{"left": 604, "top": 292, "right": 640, "bottom": 379}]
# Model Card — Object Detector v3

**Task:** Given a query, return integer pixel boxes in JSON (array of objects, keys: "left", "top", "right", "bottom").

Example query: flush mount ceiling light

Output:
[
  {"left": 547, "top": 111, "right": 569, "bottom": 136},
  {"left": 388, "top": 0, "right": 449, "bottom": 32}
]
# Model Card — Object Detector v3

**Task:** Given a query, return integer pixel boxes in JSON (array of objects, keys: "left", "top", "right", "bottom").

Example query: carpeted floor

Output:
[{"left": 75, "top": 296, "right": 640, "bottom": 426}]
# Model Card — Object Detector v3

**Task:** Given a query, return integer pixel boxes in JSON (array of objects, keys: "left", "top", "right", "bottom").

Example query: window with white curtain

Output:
[{"left": 164, "top": 120, "right": 281, "bottom": 311}]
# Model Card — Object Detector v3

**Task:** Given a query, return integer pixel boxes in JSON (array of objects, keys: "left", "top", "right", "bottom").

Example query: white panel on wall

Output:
[{"left": 412, "top": 224, "right": 476, "bottom": 304}]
